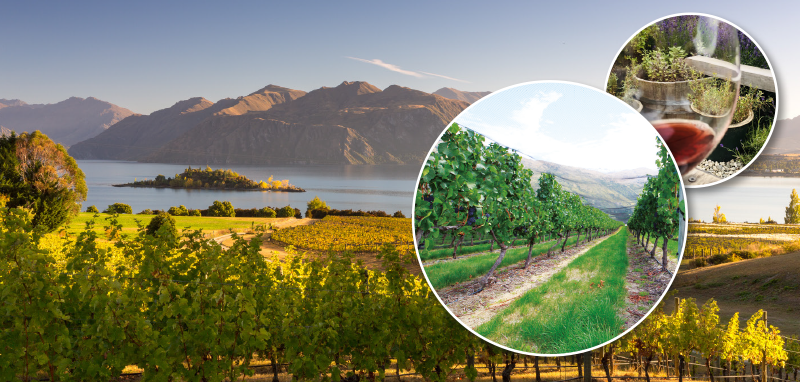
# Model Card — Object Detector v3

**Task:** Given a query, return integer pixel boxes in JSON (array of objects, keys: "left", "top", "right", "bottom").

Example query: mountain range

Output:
[
  {"left": 521, "top": 158, "right": 656, "bottom": 221},
  {"left": 0, "top": 97, "right": 134, "bottom": 146},
  {"left": 432, "top": 88, "right": 491, "bottom": 104},
  {"left": 762, "top": 116, "right": 800, "bottom": 154},
  {"left": 69, "top": 82, "right": 471, "bottom": 165}
]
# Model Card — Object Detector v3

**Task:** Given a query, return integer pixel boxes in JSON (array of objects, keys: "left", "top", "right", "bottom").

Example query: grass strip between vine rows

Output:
[
  {"left": 423, "top": 234, "right": 581, "bottom": 290},
  {"left": 477, "top": 228, "right": 628, "bottom": 354}
]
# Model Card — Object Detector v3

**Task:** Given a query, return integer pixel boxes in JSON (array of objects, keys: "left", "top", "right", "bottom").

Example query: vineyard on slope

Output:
[{"left": 414, "top": 123, "right": 620, "bottom": 289}]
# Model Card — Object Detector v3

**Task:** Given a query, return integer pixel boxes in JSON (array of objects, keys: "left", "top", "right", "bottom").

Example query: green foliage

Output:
[
  {"left": 305, "top": 196, "right": 328, "bottom": 217},
  {"left": 689, "top": 78, "right": 736, "bottom": 117},
  {"left": 145, "top": 211, "right": 178, "bottom": 244},
  {"left": 189, "top": 209, "right": 201, "bottom": 216},
  {"left": 0, "top": 130, "right": 87, "bottom": 232},
  {"left": 0, "top": 205, "right": 481, "bottom": 382},
  {"left": 607, "top": 72, "right": 619, "bottom": 97},
  {"left": 104, "top": 203, "right": 132, "bottom": 214},
  {"left": 208, "top": 200, "right": 235, "bottom": 217},
  {"left": 640, "top": 46, "right": 694, "bottom": 82},
  {"left": 254, "top": 207, "right": 275, "bottom": 218},
  {"left": 785, "top": 189, "right": 800, "bottom": 224},
  {"left": 735, "top": 88, "right": 773, "bottom": 124},
  {"left": 276, "top": 205, "right": 295, "bottom": 218},
  {"left": 85, "top": 205, "right": 98, "bottom": 213},
  {"left": 393, "top": 210, "right": 406, "bottom": 218},
  {"left": 167, "top": 204, "right": 189, "bottom": 216}
]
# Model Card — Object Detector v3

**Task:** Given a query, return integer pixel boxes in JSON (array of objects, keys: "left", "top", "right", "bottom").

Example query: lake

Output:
[
  {"left": 687, "top": 175, "right": 800, "bottom": 223},
  {"left": 78, "top": 160, "right": 420, "bottom": 215}
]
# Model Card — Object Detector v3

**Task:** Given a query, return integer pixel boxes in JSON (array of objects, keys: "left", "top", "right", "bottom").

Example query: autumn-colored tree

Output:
[
  {"left": 712, "top": 205, "right": 726, "bottom": 223},
  {"left": 785, "top": 189, "right": 800, "bottom": 224},
  {"left": 0, "top": 130, "right": 87, "bottom": 231},
  {"left": 306, "top": 196, "right": 328, "bottom": 217}
]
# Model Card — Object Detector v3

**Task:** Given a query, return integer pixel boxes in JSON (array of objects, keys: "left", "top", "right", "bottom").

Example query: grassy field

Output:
[
  {"left": 271, "top": 215, "right": 413, "bottom": 253},
  {"left": 423, "top": 235, "right": 582, "bottom": 290},
  {"left": 476, "top": 229, "right": 629, "bottom": 353},
  {"left": 63, "top": 212, "right": 290, "bottom": 238}
]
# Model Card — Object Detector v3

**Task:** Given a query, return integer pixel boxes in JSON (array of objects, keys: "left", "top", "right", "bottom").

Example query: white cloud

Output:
[
  {"left": 511, "top": 92, "right": 563, "bottom": 132},
  {"left": 346, "top": 57, "right": 469, "bottom": 82},
  {"left": 345, "top": 57, "right": 424, "bottom": 77},
  {"left": 419, "top": 71, "right": 469, "bottom": 83}
]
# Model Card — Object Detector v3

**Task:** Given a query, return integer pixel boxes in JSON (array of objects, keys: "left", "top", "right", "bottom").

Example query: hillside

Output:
[
  {"left": 762, "top": 116, "right": 800, "bottom": 154},
  {"left": 69, "top": 85, "right": 305, "bottom": 161},
  {"left": 521, "top": 158, "right": 654, "bottom": 221},
  {"left": 142, "top": 81, "right": 469, "bottom": 165},
  {"left": 669, "top": 251, "right": 800, "bottom": 337},
  {"left": 433, "top": 88, "right": 491, "bottom": 104},
  {"left": 0, "top": 97, "right": 134, "bottom": 146}
]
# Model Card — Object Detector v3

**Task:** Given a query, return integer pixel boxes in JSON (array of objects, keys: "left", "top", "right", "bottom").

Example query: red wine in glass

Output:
[{"left": 652, "top": 119, "right": 716, "bottom": 174}]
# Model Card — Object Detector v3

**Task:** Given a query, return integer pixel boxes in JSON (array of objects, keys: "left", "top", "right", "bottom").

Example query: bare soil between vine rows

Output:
[{"left": 619, "top": 234, "right": 678, "bottom": 332}]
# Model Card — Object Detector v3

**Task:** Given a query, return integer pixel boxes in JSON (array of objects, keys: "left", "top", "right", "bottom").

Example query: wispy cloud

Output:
[
  {"left": 346, "top": 57, "right": 468, "bottom": 82},
  {"left": 419, "top": 71, "right": 469, "bottom": 83},
  {"left": 346, "top": 57, "right": 423, "bottom": 77}
]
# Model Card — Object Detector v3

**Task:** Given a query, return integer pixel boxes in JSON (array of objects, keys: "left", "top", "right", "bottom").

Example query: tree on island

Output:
[
  {"left": 0, "top": 130, "right": 87, "bottom": 232},
  {"left": 785, "top": 188, "right": 800, "bottom": 224}
]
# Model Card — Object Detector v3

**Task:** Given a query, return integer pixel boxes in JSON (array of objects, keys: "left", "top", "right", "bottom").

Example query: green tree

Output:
[
  {"left": 393, "top": 210, "right": 406, "bottom": 218},
  {"left": 189, "top": 209, "right": 201, "bottom": 216},
  {"left": 85, "top": 205, "right": 99, "bottom": 213},
  {"left": 167, "top": 205, "right": 189, "bottom": 216},
  {"left": 0, "top": 130, "right": 87, "bottom": 232},
  {"left": 306, "top": 196, "right": 328, "bottom": 217},
  {"left": 146, "top": 211, "right": 178, "bottom": 244},
  {"left": 104, "top": 203, "right": 132, "bottom": 214},
  {"left": 207, "top": 200, "right": 235, "bottom": 217},
  {"left": 257, "top": 207, "right": 276, "bottom": 218},
  {"left": 276, "top": 205, "right": 295, "bottom": 218},
  {"left": 785, "top": 189, "right": 800, "bottom": 224}
]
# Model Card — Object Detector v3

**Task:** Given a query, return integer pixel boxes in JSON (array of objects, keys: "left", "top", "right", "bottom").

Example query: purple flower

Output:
[{"left": 720, "top": 144, "right": 724, "bottom": 147}]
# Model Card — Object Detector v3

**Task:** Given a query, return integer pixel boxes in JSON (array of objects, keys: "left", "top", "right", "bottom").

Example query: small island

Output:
[{"left": 113, "top": 166, "right": 305, "bottom": 192}]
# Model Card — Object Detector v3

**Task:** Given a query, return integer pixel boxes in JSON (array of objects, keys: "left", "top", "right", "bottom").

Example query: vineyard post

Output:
[{"left": 584, "top": 352, "right": 592, "bottom": 382}]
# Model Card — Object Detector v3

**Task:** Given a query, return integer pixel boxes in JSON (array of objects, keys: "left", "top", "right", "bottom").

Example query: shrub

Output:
[
  {"left": 137, "top": 209, "right": 154, "bottom": 215},
  {"left": 146, "top": 212, "right": 178, "bottom": 244},
  {"left": 189, "top": 209, "right": 201, "bottom": 216},
  {"left": 311, "top": 208, "right": 329, "bottom": 219},
  {"left": 393, "top": 211, "right": 406, "bottom": 218},
  {"left": 276, "top": 205, "right": 295, "bottom": 218},
  {"left": 257, "top": 207, "right": 276, "bottom": 218},
  {"left": 306, "top": 196, "right": 328, "bottom": 217},
  {"left": 639, "top": 46, "right": 694, "bottom": 82},
  {"left": 208, "top": 200, "right": 235, "bottom": 217},
  {"left": 104, "top": 203, "right": 132, "bottom": 214},
  {"left": 85, "top": 205, "right": 99, "bottom": 213},
  {"left": 168, "top": 205, "right": 189, "bottom": 216},
  {"left": 294, "top": 208, "right": 302, "bottom": 219}
]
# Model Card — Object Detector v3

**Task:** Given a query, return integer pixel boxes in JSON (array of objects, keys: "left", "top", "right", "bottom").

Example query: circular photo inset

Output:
[
  {"left": 413, "top": 81, "right": 686, "bottom": 355},
  {"left": 605, "top": 13, "right": 778, "bottom": 188}
]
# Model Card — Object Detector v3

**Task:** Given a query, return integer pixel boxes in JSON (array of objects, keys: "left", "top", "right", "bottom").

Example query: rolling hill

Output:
[
  {"left": 669, "top": 251, "right": 800, "bottom": 337},
  {"left": 433, "top": 88, "right": 491, "bottom": 104},
  {"left": 522, "top": 158, "right": 655, "bottom": 221}
]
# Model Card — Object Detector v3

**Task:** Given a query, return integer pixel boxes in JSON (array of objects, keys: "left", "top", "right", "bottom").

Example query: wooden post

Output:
[{"left": 584, "top": 352, "right": 592, "bottom": 382}]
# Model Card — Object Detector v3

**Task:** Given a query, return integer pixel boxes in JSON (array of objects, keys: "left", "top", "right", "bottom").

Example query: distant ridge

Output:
[
  {"left": 69, "top": 86, "right": 305, "bottom": 161},
  {"left": 141, "top": 81, "right": 469, "bottom": 165},
  {"left": 762, "top": 117, "right": 800, "bottom": 155},
  {"left": 0, "top": 97, "right": 134, "bottom": 146},
  {"left": 433, "top": 87, "right": 491, "bottom": 104},
  {"left": 521, "top": 158, "right": 656, "bottom": 221}
]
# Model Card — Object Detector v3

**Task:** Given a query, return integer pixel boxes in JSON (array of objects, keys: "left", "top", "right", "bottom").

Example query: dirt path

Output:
[
  {"left": 437, "top": 233, "right": 616, "bottom": 330},
  {"left": 619, "top": 234, "right": 678, "bottom": 331},
  {"left": 212, "top": 218, "right": 316, "bottom": 254}
]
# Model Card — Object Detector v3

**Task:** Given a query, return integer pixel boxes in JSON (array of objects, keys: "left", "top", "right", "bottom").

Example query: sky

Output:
[
  {"left": 1, "top": 1, "right": 797, "bottom": 118},
  {"left": 454, "top": 82, "right": 659, "bottom": 172}
]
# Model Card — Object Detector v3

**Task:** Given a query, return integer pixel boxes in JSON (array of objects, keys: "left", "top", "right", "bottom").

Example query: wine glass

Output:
[{"left": 628, "top": 15, "right": 741, "bottom": 181}]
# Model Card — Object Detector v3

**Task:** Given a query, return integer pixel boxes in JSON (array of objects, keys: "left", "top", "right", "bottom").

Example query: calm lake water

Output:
[
  {"left": 687, "top": 175, "right": 800, "bottom": 223},
  {"left": 78, "top": 160, "right": 420, "bottom": 215}
]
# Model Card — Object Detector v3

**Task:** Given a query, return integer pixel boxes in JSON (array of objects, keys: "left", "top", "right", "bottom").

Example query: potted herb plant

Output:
[{"left": 633, "top": 46, "right": 711, "bottom": 112}]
